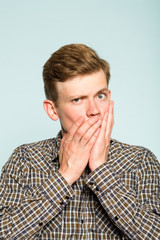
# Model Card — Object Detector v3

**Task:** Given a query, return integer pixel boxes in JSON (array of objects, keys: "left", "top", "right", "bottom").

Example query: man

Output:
[{"left": 0, "top": 44, "right": 159, "bottom": 239}]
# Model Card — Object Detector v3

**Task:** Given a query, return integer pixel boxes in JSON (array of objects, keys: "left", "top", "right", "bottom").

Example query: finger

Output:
[
  {"left": 59, "top": 136, "right": 65, "bottom": 152},
  {"left": 80, "top": 118, "right": 102, "bottom": 147},
  {"left": 65, "top": 116, "right": 85, "bottom": 144},
  {"left": 86, "top": 126, "right": 101, "bottom": 149},
  {"left": 59, "top": 136, "right": 65, "bottom": 161},
  {"left": 105, "top": 100, "right": 114, "bottom": 141},
  {"left": 73, "top": 115, "right": 100, "bottom": 143},
  {"left": 97, "top": 111, "right": 108, "bottom": 140}
]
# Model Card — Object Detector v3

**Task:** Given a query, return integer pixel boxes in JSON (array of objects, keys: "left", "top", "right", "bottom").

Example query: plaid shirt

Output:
[{"left": 0, "top": 131, "right": 160, "bottom": 240}]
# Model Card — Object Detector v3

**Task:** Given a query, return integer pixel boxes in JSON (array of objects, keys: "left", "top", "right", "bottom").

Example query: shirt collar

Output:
[{"left": 51, "top": 130, "right": 63, "bottom": 161}]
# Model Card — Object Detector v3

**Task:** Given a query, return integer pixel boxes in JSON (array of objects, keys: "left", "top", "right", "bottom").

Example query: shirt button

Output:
[
  {"left": 96, "top": 187, "right": 99, "bottom": 191},
  {"left": 39, "top": 222, "right": 43, "bottom": 226},
  {"left": 60, "top": 201, "right": 64, "bottom": 205},
  {"left": 153, "top": 209, "right": 157, "bottom": 214},
  {"left": 65, "top": 196, "right": 69, "bottom": 200},
  {"left": 81, "top": 219, "right": 84, "bottom": 224},
  {"left": 114, "top": 216, "right": 119, "bottom": 221},
  {"left": 90, "top": 181, "right": 94, "bottom": 185}
]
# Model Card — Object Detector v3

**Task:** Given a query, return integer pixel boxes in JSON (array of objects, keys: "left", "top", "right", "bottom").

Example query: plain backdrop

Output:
[{"left": 0, "top": 0, "right": 160, "bottom": 171}]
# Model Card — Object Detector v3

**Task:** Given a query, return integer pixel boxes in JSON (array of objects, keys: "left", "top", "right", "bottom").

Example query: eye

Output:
[
  {"left": 98, "top": 93, "right": 106, "bottom": 99},
  {"left": 72, "top": 98, "right": 81, "bottom": 103}
]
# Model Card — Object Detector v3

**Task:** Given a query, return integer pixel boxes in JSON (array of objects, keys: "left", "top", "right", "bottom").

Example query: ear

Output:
[
  {"left": 43, "top": 100, "right": 59, "bottom": 121},
  {"left": 108, "top": 89, "right": 111, "bottom": 100}
]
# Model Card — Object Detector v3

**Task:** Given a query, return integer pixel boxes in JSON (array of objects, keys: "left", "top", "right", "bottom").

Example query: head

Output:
[
  {"left": 43, "top": 43, "right": 111, "bottom": 133},
  {"left": 43, "top": 44, "right": 110, "bottom": 106}
]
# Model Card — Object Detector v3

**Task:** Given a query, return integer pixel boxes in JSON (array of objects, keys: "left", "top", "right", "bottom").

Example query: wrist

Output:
[{"left": 59, "top": 168, "right": 76, "bottom": 186}]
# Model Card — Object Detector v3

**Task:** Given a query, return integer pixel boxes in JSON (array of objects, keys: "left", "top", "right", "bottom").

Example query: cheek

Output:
[
  {"left": 59, "top": 106, "right": 84, "bottom": 129},
  {"left": 66, "top": 111, "right": 79, "bottom": 122},
  {"left": 99, "top": 101, "right": 110, "bottom": 118}
]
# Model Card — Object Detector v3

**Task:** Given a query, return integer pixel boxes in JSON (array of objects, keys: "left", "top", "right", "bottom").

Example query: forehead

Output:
[{"left": 56, "top": 70, "right": 107, "bottom": 98}]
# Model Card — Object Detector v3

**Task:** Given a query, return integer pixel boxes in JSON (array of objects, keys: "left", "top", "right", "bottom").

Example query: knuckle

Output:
[
  {"left": 67, "top": 129, "right": 73, "bottom": 137},
  {"left": 75, "top": 120, "right": 82, "bottom": 127},
  {"left": 83, "top": 133, "right": 89, "bottom": 141},
  {"left": 88, "top": 118, "right": 95, "bottom": 125},
  {"left": 88, "top": 139, "right": 94, "bottom": 147},
  {"left": 76, "top": 129, "right": 83, "bottom": 138},
  {"left": 69, "top": 142, "right": 74, "bottom": 151}
]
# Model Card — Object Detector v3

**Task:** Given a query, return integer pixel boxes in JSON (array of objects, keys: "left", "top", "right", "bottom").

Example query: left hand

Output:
[{"left": 89, "top": 100, "right": 114, "bottom": 171}]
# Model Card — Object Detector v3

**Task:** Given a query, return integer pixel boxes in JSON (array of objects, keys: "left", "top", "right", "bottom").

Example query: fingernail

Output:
[
  {"left": 97, "top": 120, "right": 102, "bottom": 124},
  {"left": 89, "top": 116, "right": 99, "bottom": 123},
  {"left": 93, "top": 115, "right": 99, "bottom": 119}
]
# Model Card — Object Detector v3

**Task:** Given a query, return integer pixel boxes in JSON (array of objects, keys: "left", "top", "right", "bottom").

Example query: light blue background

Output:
[{"left": 0, "top": 0, "right": 160, "bottom": 171}]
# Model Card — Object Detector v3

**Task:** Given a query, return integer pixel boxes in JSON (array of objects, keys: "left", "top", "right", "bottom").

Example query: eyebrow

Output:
[
  {"left": 96, "top": 88, "right": 108, "bottom": 96},
  {"left": 69, "top": 88, "right": 108, "bottom": 99}
]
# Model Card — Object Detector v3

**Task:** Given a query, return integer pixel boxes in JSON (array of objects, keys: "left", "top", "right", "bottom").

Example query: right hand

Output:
[{"left": 58, "top": 115, "right": 102, "bottom": 185}]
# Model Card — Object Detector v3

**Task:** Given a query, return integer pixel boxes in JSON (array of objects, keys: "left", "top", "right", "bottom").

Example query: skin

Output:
[{"left": 43, "top": 69, "right": 114, "bottom": 185}]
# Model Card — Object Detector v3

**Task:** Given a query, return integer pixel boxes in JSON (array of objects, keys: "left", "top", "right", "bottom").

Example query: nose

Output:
[{"left": 86, "top": 99, "right": 100, "bottom": 118}]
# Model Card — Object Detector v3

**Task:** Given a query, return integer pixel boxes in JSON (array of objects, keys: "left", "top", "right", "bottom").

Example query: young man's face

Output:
[{"left": 55, "top": 69, "right": 111, "bottom": 133}]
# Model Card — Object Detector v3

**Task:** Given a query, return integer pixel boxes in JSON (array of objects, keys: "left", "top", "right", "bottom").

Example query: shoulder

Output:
[
  {"left": 1, "top": 137, "right": 58, "bottom": 174},
  {"left": 110, "top": 138, "right": 159, "bottom": 171},
  {"left": 17, "top": 137, "right": 57, "bottom": 153},
  {"left": 111, "top": 138, "right": 157, "bottom": 157},
  {"left": 14, "top": 137, "right": 57, "bottom": 156}
]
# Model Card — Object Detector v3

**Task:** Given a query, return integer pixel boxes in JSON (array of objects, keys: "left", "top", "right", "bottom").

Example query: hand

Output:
[
  {"left": 89, "top": 100, "right": 114, "bottom": 171},
  {"left": 59, "top": 116, "right": 102, "bottom": 185}
]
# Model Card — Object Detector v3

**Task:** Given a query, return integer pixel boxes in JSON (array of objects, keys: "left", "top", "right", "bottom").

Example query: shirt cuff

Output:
[
  {"left": 84, "top": 162, "right": 123, "bottom": 194},
  {"left": 11, "top": 171, "right": 74, "bottom": 239},
  {"left": 35, "top": 170, "right": 74, "bottom": 207}
]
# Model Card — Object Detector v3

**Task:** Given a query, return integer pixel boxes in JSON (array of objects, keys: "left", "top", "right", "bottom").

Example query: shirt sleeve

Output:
[
  {"left": 84, "top": 149, "right": 160, "bottom": 240},
  {"left": 0, "top": 148, "right": 74, "bottom": 240}
]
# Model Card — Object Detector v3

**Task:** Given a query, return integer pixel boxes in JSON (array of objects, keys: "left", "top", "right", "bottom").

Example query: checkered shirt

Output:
[{"left": 0, "top": 131, "right": 160, "bottom": 239}]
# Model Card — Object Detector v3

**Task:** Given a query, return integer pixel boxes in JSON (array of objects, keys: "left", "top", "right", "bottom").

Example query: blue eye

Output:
[{"left": 98, "top": 93, "right": 105, "bottom": 99}]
